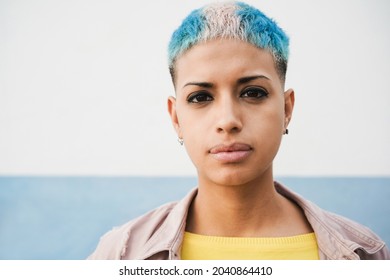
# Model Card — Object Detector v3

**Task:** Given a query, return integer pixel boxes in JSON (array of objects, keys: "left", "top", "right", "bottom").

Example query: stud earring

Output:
[
  {"left": 178, "top": 138, "right": 184, "bottom": 145},
  {"left": 284, "top": 128, "right": 289, "bottom": 135}
]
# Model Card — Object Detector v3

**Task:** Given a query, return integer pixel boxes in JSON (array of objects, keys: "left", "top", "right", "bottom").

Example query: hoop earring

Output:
[
  {"left": 178, "top": 138, "right": 184, "bottom": 145},
  {"left": 284, "top": 128, "right": 289, "bottom": 135}
]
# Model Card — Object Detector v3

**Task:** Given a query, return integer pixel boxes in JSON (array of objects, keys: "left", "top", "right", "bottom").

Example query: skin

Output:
[{"left": 168, "top": 38, "right": 312, "bottom": 237}]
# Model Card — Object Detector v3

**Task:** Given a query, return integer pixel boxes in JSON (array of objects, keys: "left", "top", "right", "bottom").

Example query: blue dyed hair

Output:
[{"left": 168, "top": 1, "right": 289, "bottom": 83}]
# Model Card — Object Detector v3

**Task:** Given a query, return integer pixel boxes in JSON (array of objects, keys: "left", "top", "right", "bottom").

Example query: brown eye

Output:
[
  {"left": 187, "top": 92, "right": 213, "bottom": 103},
  {"left": 241, "top": 87, "right": 268, "bottom": 99}
]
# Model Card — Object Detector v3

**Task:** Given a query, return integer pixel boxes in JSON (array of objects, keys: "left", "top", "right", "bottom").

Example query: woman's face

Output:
[{"left": 168, "top": 39, "right": 294, "bottom": 186}]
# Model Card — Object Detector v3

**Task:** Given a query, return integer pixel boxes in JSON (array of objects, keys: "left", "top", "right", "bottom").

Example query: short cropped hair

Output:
[{"left": 168, "top": 1, "right": 289, "bottom": 85}]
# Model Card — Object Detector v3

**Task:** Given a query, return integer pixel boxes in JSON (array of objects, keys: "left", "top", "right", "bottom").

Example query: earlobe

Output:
[{"left": 167, "top": 96, "right": 181, "bottom": 135}]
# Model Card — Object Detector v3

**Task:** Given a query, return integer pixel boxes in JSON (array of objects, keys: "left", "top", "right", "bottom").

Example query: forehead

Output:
[{"left": 174, "top": 39, "right": 280, "bottom": 88}]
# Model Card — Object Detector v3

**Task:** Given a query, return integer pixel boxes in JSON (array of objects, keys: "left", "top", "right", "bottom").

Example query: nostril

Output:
[{"left": 216, "top": 124, "right": 242, "bottom": 134}]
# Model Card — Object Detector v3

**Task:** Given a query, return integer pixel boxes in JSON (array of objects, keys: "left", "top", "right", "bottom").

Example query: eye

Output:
[
  {"left": 240, "top": 87, "right": 269, "bottom": 99},
  {"left": 187, "top": 92, "right": 213, "bottom": 103}
]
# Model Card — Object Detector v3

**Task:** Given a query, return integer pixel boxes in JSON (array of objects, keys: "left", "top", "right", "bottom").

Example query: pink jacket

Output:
[{"left": 88, "top": 182, "right": 390, "bottom": 260}]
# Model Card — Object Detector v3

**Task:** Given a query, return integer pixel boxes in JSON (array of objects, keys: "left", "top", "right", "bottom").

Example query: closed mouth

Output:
[
  {"left": 209, "top": 143, "right": 252, "bottom": 154},
  {"left": 209, "top": 143, "right": 253, "bottom": 163}
]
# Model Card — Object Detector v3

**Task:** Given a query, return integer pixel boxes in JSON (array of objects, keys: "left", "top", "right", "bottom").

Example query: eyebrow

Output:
[
  {"left": 237, "top": 75, "right": 270, "bottom": 84},
  {"left": 182, "top": 75, "right": 270, "bottom": 89},
  {"left": 183, "top": 82, "right": 214, "bottom": 89}
]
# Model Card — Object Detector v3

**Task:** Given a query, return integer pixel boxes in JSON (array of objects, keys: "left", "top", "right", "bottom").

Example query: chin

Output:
[{"left": 202, "top": 166, "right": 265, "bottom": 187}]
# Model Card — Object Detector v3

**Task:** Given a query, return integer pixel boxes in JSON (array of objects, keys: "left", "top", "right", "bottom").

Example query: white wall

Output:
[{"left": 1, "top": 0, "right": 389, "bottom": 176}]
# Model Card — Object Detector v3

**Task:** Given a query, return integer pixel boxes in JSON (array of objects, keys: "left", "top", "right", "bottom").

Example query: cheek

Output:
[
  {"left": 247, "top": 104, "right": 285, "bottom": 151},
  {"left": 265, "top": 107, "right": 285, "bottom": 132},
  {"left": 176, "top": 101, "right": 212, "bottom": 137},
  {"left": 176, "top": 107, "right": 209, "bottom": 158},
  {"left": 181, "top": 128, "right": 207, "bottom": 170},
  {"left": 248, "top": 100, "right": 284, "bottom": 131}
]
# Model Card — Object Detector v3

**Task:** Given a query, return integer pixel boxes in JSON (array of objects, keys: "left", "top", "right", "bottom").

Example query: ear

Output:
[
  {"left": 284, "top": 88, "right": 295, "bottom": 128},
  {"left": 167, "top": 96, "right": 181, "bottom": 136}
]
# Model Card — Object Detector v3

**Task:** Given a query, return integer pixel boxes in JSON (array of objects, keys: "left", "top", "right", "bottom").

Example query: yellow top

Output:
[{"left": 181, "top": 232, "right": 319, "bottom": 260}]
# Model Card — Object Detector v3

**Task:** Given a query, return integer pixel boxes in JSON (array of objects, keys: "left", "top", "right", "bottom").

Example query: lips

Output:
[{"left": 209, "top": 143, "right": 252, "bottom": 163}]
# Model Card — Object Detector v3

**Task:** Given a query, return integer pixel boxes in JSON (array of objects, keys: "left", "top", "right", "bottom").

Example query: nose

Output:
[{"left": 215, "top": 96, "right": 242, "bottom": 134}]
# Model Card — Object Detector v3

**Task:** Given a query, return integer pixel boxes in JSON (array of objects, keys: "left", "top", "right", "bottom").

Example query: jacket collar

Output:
[
  {"left": 274, "top": 181, "right": 385, "bottom": 259},
  {"left": 136, "top": 188, "right": 198, "bottom": 260},
  {"left": 136, "top": 183, "right": 385, "bottom": 260}
]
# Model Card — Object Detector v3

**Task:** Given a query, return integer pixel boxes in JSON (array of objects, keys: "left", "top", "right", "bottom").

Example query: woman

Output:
[{"left": 88, "top": 1, "right": 389, "bottom": 260}]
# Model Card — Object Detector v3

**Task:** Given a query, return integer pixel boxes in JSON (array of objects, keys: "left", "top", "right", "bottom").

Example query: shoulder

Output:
[
  {"left": 87, "top": 188, "right": 198, "bottom": 260},
  {"left": 275, "top": 181, "right": 390, "bottom": 259},
  {"left": 87, "top": 201, "right": 178, "bottom": 260},
  {"left": 313, "top": 207, "right": 390, "bottom": 259}
]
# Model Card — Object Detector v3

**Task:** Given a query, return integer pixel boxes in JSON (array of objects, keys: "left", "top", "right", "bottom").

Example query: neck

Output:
[{"left": 186, "top": 169, "right": 312, "bottom": 237}]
